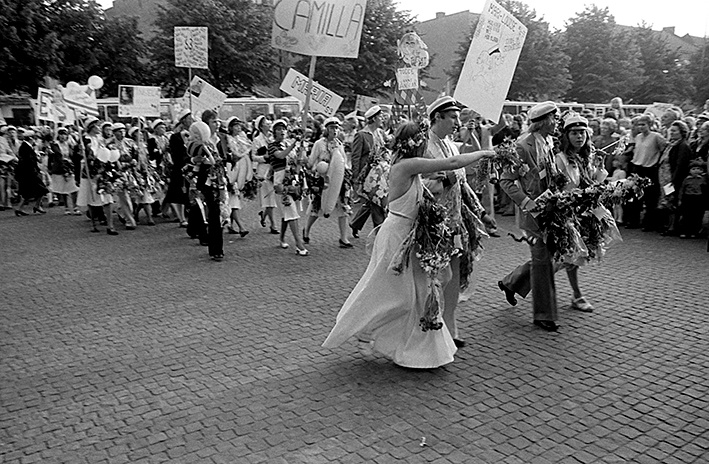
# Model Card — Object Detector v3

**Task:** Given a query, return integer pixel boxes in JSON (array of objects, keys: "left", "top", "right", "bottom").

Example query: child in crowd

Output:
[
  {"left": 607, "top": 157, "right": 627, "bottom": 224},
  {"left": 678, "top": 159, "right": 707, "bottom": 239}
]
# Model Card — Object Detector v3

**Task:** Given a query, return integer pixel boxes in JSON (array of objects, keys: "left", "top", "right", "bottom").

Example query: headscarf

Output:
[{"left": 189, "top": 121, "right": 211, "bottom": 143}]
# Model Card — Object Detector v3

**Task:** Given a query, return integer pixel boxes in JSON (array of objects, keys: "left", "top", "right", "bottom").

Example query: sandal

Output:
[
  {"left": 295, "top": 248, "right": 309, "bottom": 256},
  {"left": 280, "top": 242, "right": 290, "bottom": 249},
  {"left": 570, "top": 296, "right": 594, "bottom": 312}
]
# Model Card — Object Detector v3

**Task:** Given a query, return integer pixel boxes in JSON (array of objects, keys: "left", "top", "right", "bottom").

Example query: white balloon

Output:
[
  {"left": 66, "top": 81, "right": 80, "bottom": 91},
  {"left": 96, "top": 147, "right": 110, "bottom": 162},
  {"left": 108, "top": 149, "right": 120, "bottom": 163},
  {"left": 88, "top": 75, "right": 104, "bottom": 90}
]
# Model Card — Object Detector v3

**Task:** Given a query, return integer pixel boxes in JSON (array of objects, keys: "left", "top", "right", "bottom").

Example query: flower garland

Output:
[
  {"left": 473, "top": 138, "right": 520, "bottom": 185},
  {"left": 362, "top": 147, "right": 391, "bottom": 208},
  {"left": 458, "top": 183, "right": 488, "bottom": 290},
  {"left": 240, "top": 177, "right": 259, "bottom": 201}
]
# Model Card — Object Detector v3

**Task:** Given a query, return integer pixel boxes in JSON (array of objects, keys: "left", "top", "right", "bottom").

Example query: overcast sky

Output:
[{"left": 98, "top": 0, "right": 709, "bottom": 38}]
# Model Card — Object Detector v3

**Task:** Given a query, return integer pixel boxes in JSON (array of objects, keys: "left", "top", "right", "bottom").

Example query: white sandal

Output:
[
  {"left": 571, "top": 297, "right": 594, "bottom": 312},
  {"left": 295, "top": 248, "right": 309, "bottom": 256}
]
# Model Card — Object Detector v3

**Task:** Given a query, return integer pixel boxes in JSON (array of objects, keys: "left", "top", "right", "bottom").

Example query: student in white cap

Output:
[
  {"left": 164, "top": 109, "right": 193, "bottom": 227},
  {"left": 339, "top": 112, "right": 359, "bottom": 167},
  {"left": 303, "top": 116, "right": 353, "bottom": 248},
  {"left": 349, "top": 105, "right": 387, "bottom": 237},
  {"left": 498, "top": 101, "right": 561, "bottom": 331},
  {"left": 251, "top": 115, "right": 278, "bottom": 233},
  {"left": 48, "top": 127, "right": 80, "bottom": 215},
  {"left": 424, "top": 96, "right": 497, "bottom": 347},
  {"left": 224, "top": 116, "right": 252, "bottom": 237}
]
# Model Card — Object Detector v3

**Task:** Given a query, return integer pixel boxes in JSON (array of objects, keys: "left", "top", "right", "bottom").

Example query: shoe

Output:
[
  {"left": 295, "top": 248, "right": 309, "bottom": 256},
  {"left": 126, "top": 226, "right": 136, "bottom": 230},
  {"left": 73, "top": 208, "right": 82, "bottom": 216},
  {"left": 147, "top": 220, "right": 156, "bottom": 226},
  {"left": 100, "top": 220, "right": 107, "bottom": 226},
  {"left": 210, "top": 254, "right": 224, "bottom": 261},
  {"left": 64, "top": 210, "right": 72, "bottom": 215},
  {"left": 33, "top": 207, "right": 46, "bottom": 214},
  {"left": 339, "top": 239, "right": 354, "bottom": 248},
  {"left": 179, "top": 221, "right": 188, "bottom": 228},
  {"left": 571, "top": 297, "right": 594, "bottom": 312},
  {"left": 280, "top": 242, "right": 290, "bottom": 249},
  {"left": 258, "top": 211, "right": 266, "bottom": 227},
  {"left": 533, "top": 320, "right": 559, "bottom": 332},
  {"left": 239, "top": 230, "right": 249, "bottom": 238},
  {"left": 14, "top": 210, "right": 29, "bottom": 216},
  {"left": 107, "top": 228, "right": 119, "bottom": 236},
  {"left": 498, "top": 281, "right": 517, "bottom": 306},
  {"left": 351, "top": 227, "right": 360, "bottom": 239},
  {"left": 117, "top": 215, "right": 126, "bottom": 225},
  {"left": 227, "top": 227, "right": 239, "bottom": 234},
  {"left": 199, "top": 240, "right": 209, "bottom": 246},
  {"left": 679, "top": 234, "right": 688, "bottom": 239},
  {"left": 453, "top": 338, "right": 466, "bottom": 348},
  {"left": 302, "top": 229, "right": 310, "bottom": 244},
  {"left": 270, "top": 228, "right": 279, "bottom": 235}
]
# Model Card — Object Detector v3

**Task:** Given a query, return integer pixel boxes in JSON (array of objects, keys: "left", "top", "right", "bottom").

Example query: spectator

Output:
[
  {"left": 690, "top": 121, "right": 709, "bottom": 161},
  {"left": 678, "top": 159, "right": 707, "bottom": 239},
  {"left": 657, "top": 121, "right": 692, "bottom": 235}
]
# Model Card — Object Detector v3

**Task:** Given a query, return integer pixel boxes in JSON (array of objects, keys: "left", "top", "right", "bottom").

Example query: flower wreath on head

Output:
[{"left": 392, "top": 119, "right": 430, "bottom": 158}]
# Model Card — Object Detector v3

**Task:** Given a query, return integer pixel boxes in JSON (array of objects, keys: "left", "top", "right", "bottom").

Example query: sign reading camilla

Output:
[{"left": 271, "top": 0, "right": 367, "bottom": 58}]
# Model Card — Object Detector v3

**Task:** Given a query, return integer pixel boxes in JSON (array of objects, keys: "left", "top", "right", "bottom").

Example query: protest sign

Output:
[
  {"left": 118, "top": 85, "right": 161, "bottom": 117},
  {"left": 396, "top": 68, "right": 419, "bottom": 91},
  {"left": 271, "top": 0, "right": 367, "bottom": 58},
  {"left": 453, "top": 0, "right": 527, "bottom": 122},
  {"left": 61, "top": 83, "right": 99, "bottom": 118},
  {"left": 355, "top": 95, "right": 379, "bottom": 114},
  {"left": 174, "top": 27, "right": 209, "bottom": 69},
  {"left": 186, "top": 76, "right": 227, "bottom": 118},
  {"left": 279, "top": 68, "right": 343, "bottom": 117},
  {"left": 36, "top": 88, "right": 55, "bottom": 123}
]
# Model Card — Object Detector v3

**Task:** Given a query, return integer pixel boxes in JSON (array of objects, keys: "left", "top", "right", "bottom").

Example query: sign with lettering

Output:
[
  {"left": 279, "top": 68, "right": 343, "bottom": 117},
  {"left": 396, "top": 67, "right": 419, "bottom": 91},
  {"left": 355, "top": 95, "right": 378, "bottom": 113},
  {"left": 453, "top": 0, "right": 527, "bottom": 122},
  {"left": 272, "top": 0, "right": 367, "bottom": 58},
  {"left": 185, "top": 76, "right": 227, "bottom": 118},
  {"left": 174, "top": 27, "right": 209, "bottom": 69},
  {"left": 61, "top": 84, "right": 99, "bottom": 118},
  {"left": 118, "top": 85, "right": 161, "bottom": 117}
]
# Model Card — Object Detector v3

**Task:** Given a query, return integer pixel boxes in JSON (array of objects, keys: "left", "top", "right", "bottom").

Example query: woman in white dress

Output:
[
  {"left": 251, "top": 116, "right": 278, "bottom": 234},
  {"left": 322, "top": 121, "right": 494, "bottom": 368},
  {"left": 225, "top": 116, "right": 252, "bottom": 237}
]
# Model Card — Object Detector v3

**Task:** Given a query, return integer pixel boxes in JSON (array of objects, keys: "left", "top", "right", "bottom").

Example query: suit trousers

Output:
[
  {"left": 350, "top": 198, "right": 386, "bottom": 232},
  {"left": 502, "top": 237, "right": 557, "bottom": 321}
]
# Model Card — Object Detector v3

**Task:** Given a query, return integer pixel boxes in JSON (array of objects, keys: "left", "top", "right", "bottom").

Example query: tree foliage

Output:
[
  {"left": 687, "top": 42, "right": 709, "bottom": 107},
  {"left": 293, "top": 0, "right": 415, "bottom": 105},
  {"left": 149, "top": 0, "right": 278, "bottom": 97},
  {"left": 448, "top": 1, "right": 571, "bottom": 102},
  {"left": 563, "top": 6, "right": 643, "bottom": 103}
]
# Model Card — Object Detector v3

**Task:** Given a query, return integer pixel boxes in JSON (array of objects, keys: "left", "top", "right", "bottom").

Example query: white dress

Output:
[{"left": 322, "top": 176, "right": 457, "bottom": 368}]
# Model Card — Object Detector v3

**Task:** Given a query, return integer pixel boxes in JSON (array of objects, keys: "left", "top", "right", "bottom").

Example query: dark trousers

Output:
[
  {"left": 502, "top": 237, "right": 558, "bottom": 322},
  {"left": 627, "top": 164, "right": 660, "bottom": 230},
  {"left": 350, "top": 198, "right": 386, "bottom": 232},
  {"left": 679, "top": 195, "right": 705, "bottom": 236},
  {"left": 204, "top": 192, "right": 223, "bottom": 256}
]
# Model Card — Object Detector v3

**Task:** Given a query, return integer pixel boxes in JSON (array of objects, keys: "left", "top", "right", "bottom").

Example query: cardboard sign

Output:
[
  {"left": 174, "top": 27, "right": 209, "bottom": 69},
  {"left": 118, "top": 85, "right": 161, "bottom": 117},
  {"left": 355, "top": 95, "right": 379, "bottom": 113},
  {"left": 61, "top": 84, "right": 98, "bottom": 118},
  {"left": 279, "top": 68, "right": 343, "bottom": 117},
  {"left": 453, "top": 0, "right": 527, "bottom": 122},
  {"left": 396, "top": 67, "right": 419, "bottom": 91},
  {"left": 36, "top": 88, "right": 55, "bottom": 123},
  {"left": 272, "top": 0, "right": 367, "bottom": 58},
  {"left": 185, "top": 76, "right": 227, "bottom": 118}
]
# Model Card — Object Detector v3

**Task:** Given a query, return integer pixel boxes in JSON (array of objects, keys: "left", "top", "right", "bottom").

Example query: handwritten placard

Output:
[
  {"left": 396, "top": 68, "right": 419, "bottom": 91},
  {"left": 279, "top": 68, "right": 343, "bottom": 117},
  {"left": 186, "top": 76, "right": 227, "bottom": 118},
  {"left": 272, "top": 0, "right": 367, "bottom": 58},
  {"left": 174, "top": 27, "right": 209, "bottom": 69},
  {"left": 355, "top": 95, "right": 379, "bottom": 113},
  {"left": 453, "top": 0, "right": 527, "bottom": 122},
  {"left": 118, "top": 85, "right": 161, "bottom": 117}
]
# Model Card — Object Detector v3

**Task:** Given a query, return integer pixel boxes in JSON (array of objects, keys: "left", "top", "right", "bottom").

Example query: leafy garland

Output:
[{"left": 473, "top": 138, "right": 520, "bottom": 185}]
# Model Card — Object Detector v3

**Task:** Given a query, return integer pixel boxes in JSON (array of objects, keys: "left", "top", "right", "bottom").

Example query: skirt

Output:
[
  {"left": 76, "top": 178, "right": 113, "bottom": 208},
  {"left": 51, "top": 174, "right": 79, "bottom": 195}
]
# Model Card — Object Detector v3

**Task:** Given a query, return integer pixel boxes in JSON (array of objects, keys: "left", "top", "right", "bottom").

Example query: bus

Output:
[
  {"left": 96, "top": 96, "right": 303, "bottom": 126},
  {"left": 502, "top": 101, "right": 651, "bottom": 119}
]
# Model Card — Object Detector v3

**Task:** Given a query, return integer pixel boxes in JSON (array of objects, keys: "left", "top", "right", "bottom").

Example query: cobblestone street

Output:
[{"left": 2, "top": 202, "right": 708, "bottom": 463}]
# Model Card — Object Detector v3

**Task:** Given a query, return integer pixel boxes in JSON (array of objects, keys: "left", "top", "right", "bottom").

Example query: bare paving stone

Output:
[{"left": 1, "top": 206, "right": 708, "bottom": 463}]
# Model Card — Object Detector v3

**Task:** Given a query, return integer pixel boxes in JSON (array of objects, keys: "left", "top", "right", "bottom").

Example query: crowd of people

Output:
[{"left": 1, "top": 95, "right": 708, "bottom": 367}]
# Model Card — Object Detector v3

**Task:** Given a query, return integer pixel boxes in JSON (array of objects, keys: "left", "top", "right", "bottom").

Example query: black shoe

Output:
[
  {"left": 453, "top": 338, "right": 466, "bottom": 348},
  {"left": 107, "top": 228, "right": 119, "bottom": 236},
  {"left": 210, "top": 254, "right": 224, "bottom": 261},
  {"left": 227, "top": 227, "right": 239, "bottom": 234},
  {"left": 239, "top": 230, "right": 249, "bottom": 238},
  {"left": 339, "top": 239, "right": 353, "bottom": 248},
  {"left": 351, "top": 226, "right": 359, "bottom": 239},
  {"left": 14, "top": 210, "right": 29, "bottom": 216},
  {"left": 258, "top": 211, "right": 266, "bottom": 227},
  {"left": 303, "top": 229, "right": 310, "bottom": 244},
  {"left": 498, "top": 281, "right": 517, "bottom": 306},
  {"left": 533, "top": 320, "right": 559, "bottom": 332},
  {"left": 33, "top": 207, "right": 46, "bottom": 214},
  {"left": 270, "top": 228, "right": 279, "bottom": 235}
]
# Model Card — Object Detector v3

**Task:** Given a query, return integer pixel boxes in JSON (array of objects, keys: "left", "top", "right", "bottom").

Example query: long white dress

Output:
[{"left": 322, "top": 175, "right": 457, "bottom": 368}]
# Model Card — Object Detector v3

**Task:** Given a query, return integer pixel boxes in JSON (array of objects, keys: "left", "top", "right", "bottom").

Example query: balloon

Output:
[
  {"left": 108, "top": 149, "right": 120, "bottom": 163},
  {"left": 96, "top": 147, "right": 110, "bottom": 162},
  {"left": 66, "top": 81, "right": 80, "bottom": 91},
  {"left": 88, "top": 75, "right": 104, "bottom": 90},
  {"left": 316, "top": 161, "right": 329, "bottom": 175}
]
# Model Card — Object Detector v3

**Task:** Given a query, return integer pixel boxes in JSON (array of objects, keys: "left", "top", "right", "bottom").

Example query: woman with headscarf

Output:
[
  {"left": 251, "top": 115, "right": 278, "bottom": 234},
  {"left": 14, "top": 129, "right": 49, "bottom": 216},
  {"left": 48, "top": 127, "right": 80, "bottom": 215},
  {"left": 187, "top": 121, "right": 227, "bottom": 261},
  {"left": 225, "top": 116, "right": 252, "bottom": 237}
]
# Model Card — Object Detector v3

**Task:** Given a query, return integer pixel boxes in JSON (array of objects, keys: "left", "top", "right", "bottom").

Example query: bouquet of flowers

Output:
[
  {"left": 97, "top": 161, "right": 121, "bottom": 195},
  {"left": 458, "top": 182, "right": 488, "bottom": 291},
  {"left": 390, "top": 187, "right": 458, "bottom": 332},
  {"left": 61, "top": 158, "right": 75, "bottom": 181},
  {"left": 601, "top": 174, "right": 652, "bottom": 207},
  {"left": 362, "top": 147, "right": 391, "bottom": 208},
  {"left": 531, "top": 190, "right": 589, "bottom": 263},
  {"left": 240, "top": 177, "right": 259, "bottom": 201},
  {"left": 472, "top": 138, "right": 520, "bottom": 185}
]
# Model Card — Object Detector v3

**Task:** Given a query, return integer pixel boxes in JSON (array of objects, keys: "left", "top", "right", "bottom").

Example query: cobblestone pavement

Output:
[{"left": 1, "top": 201, "right": 708, "bottom": 464}]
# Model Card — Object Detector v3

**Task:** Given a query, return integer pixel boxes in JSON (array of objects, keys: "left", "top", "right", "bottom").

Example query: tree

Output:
[
  {"left": 149, "top": 0, "right": 278, "bottom": 97},
  {"left": 292, "top": 0, "right": 416, "bottom": 105},
  {"left": 626, "top": 23, "right": 694, "bottom": 105},
  {"left": 0, "top": 0, "right": 61, "bottom": 95},
  {"left": 448, "top": 1, "right": 571, "bottom": 102},
  {"left": 687, "top": 41, "right": 709, "bottom": 108},
  {"left": 563, "top": 6, "right": 643, "bottom": 103}
]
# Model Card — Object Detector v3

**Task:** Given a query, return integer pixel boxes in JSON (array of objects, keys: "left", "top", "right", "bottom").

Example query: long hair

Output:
[
  {"left": 559, "top": 126, "right": 593, "bottom": 177},
  {"left": 391, "top": 120, "right": 429, "bottom": 164}
]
